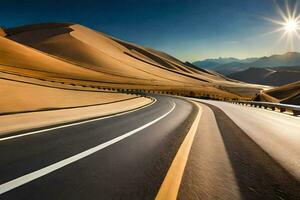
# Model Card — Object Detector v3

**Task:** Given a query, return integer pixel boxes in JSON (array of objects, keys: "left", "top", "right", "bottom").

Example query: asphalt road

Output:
[
  {"left": 179, "top": 99, "right": 300, "bottom": 200},
  {"left": 0, "top": 95, "right": 197, "bottom": 200},
  {"left": 0, "top": 95, "right": 299, "bottom": 200}
]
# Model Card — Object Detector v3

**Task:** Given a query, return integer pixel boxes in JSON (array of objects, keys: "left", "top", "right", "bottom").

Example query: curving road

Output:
[
  {"left": 0, "top": 95, "right": 197, "bottom": 200},
  {"left": 179, "top": 99, "right": 300, "bottom": 200},
  {"left": 0, "top": 95, "right": 299, "bottom": 200}
]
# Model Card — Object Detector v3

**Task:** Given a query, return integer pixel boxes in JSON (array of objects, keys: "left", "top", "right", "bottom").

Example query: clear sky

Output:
[{"left": 0, "top": 0, "right": 298, "bottom": 61}]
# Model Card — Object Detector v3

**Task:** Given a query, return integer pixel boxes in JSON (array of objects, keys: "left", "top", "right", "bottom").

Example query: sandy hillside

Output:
[
  {"left": 0, "top": 72, "right": 139, "bottom": 114},
  {"left": 260, "top": 81, "right": 300, "bottom": 105},
  {"left": 1, "top": 23, "right": 263, "bottom": 99},
  {"left": 0, "top": 27, "right": 5, "bottom": 37}
]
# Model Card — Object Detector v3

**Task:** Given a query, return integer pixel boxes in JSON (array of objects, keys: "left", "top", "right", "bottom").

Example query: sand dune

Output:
[
  {"left": 0, "top": 27, "right": 5, "bottom": 37},
  {"left": 1, "top": 23, "right": 263, "bottom": 99},
  {"left": 0, "top": 22, "right": 265, "bottom": 136},
  {"left": 0, "top": 96, "right": 151, "bottom": 135},
  {"left": 0, "top": 36, "right": 110, "bottom": 80},
  {"left": 8, "top": 24, "right": 209, "bottom": 84},
  {"left": 261, "top": 81, "right": 300, "bottom": 105},
  {"left": 0, "top": 73, "right": 136, "bottom": 114}
]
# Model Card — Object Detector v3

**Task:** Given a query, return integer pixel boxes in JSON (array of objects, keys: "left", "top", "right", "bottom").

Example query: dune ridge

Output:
[
  {"left": 0, "top": 72, "right": 138, "bottom": 114},
  {"left": 0, "top": 27, "right": 5, "bottom": 37},
  {"left": 1, "top": 22, "right": 263, "bottom": 99},
  {"left": 261, "top": 81, "right": 300, "bottom": 105}
]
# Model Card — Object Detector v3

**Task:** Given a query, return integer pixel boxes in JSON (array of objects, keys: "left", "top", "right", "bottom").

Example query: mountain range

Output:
[
  {"left": 193, "top": 52, "right": 300, "bottom": 75},
  {"left": 228, "top": 66, "right": 300, "bottom": 86},
  {"left": 193, "top": 57, "right": 258, "bottom": 70}
]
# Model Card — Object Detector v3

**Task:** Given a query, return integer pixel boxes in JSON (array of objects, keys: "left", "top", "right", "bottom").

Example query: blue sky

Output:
[{"left": 0, "top": 0, "right": 298, "bottom": 61}]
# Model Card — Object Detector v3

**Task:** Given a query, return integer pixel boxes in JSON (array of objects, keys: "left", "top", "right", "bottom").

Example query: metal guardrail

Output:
[{"left": 230, "top": 101, "right": 300, "bottom": 116}]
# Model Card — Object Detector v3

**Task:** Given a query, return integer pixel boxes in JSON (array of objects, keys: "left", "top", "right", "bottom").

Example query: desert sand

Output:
[
  {"left": 0, "top": 71, "right": 152, "bottom": 135},
  {"left": 0, "top": 74, "right": 138, "bottom": 114},
  {"left": 0, "top": 22, "right": 268, "bottom": 134},
  {"left": 2, "top": 23, "right": 262, "bottom": 99},
  {"left": 0, "top": 27, "right": 5, "bottom": 37},
  {"left": 0, "top": 97, "right": 152, "bottom": 135},
  {"left": 260, "top": 81, "right": 300, "bottom": 105}
]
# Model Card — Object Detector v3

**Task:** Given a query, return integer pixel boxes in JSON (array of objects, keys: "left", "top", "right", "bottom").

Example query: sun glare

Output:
[
  {"left": 284, "top": 19, "right": 298, "bottom": 32},
  {"left": 263, "top": 1, "right": 300, "bottom": 51}
]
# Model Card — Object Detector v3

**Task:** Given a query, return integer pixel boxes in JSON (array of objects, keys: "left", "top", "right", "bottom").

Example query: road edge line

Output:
[{"left": 155, "top": 101, "right": 202, "bottom": 200}]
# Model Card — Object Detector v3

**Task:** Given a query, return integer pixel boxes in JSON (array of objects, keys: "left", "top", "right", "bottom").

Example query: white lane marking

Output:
[
  {"left": 0, "top": 98, "right": 157, "bottom": 142},
  {"left": 0, "top": 102, "right": 175, "bottom": 195}
]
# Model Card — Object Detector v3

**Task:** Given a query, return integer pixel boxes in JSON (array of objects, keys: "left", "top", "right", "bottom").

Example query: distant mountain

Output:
[
  {"left": 193, "top": 57, "right": 258, "bottom": 69},
  {"left": 251, "top": 52, "right": 300, "bottom": 67},
  {"left": 193, "top": 52, "right": 300, "bottom": 75},
  {"left": 228, "top": 67, "right": 300, "bottom": 86},
  {"left": 241, "top": 57, "right": 259, "bottom": 63},
  {"left": 211, "top": 62, "right": 250, "bottom": 75}
]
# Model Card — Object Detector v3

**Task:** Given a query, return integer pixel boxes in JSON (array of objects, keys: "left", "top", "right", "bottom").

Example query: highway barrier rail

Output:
[{"left": 230, "top": 101, "right": 300, "bottom": 116}]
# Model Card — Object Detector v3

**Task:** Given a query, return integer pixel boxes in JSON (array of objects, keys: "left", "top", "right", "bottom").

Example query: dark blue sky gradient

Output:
[{"left": 0, "top": 0, "right": 296, "bottom": 61}]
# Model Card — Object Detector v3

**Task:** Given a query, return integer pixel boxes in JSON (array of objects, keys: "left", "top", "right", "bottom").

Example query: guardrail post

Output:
[
  {"left": 279, "top": 108, "right": 286, "bottom": 112},
  {"left": 271, "top": 107, "right": 275, "bottom": 111},
  {"left": 292, "top": 110, "right": 300, "bottom": 116}
]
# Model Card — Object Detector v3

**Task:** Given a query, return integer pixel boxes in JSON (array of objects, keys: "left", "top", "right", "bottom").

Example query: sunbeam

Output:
[{"left": 264, "top": 0, "right": 300, "bottom": 51}]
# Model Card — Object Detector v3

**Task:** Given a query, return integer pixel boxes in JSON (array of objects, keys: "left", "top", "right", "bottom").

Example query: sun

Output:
[
  {"left": 284, "top": 19, "right": 298, "bottom": 32},
  {"left": 263, "top": 1, "right": 300, "bottom": 51}
]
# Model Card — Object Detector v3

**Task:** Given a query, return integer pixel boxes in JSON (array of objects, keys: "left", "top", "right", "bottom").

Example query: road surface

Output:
[
  {"left": 0, "top": 95, "right": 299, "bottom": 199},
  {"left": 179, "top": 99, "right": 300, "bottom": 200}
]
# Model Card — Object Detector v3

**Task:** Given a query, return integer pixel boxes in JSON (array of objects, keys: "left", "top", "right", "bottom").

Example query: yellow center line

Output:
[{"left": 155, "top": 101, "right": 202, "bottom": 200}]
